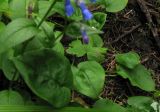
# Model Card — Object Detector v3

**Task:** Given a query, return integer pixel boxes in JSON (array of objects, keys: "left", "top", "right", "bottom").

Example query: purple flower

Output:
[
  {"left": 78, "top": 1, "right": 93, "bottom": 20},
  {"left": 65, "top": 0, "right": 74, "bottom": 16},
  {"left": 81, "top": 29, "right": 89, "bottom": 44}
]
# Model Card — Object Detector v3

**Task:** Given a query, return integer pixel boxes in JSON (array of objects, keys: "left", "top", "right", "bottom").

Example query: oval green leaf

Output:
[
  {"left": 0, "top": 18, "right": 39, "bottom": 54},
  {"left": 94, "top": 99, "right": 126, "bottom": 112},
  {"left": 105, "top": 0, "right": 128, "bottom": 12},
  {"left": 9, "top": 0, "right": 27, "bottom": 19},
  {"left": 128, "top": 96, "right": 153, "bottom": 111},
  {"left": 72, "top": 61, "right": 105, "bottom": 98},
  {"left": 115, "top": 52, "right": 140, "bottom": 69},
  {"left": 116, "top": 64, "right": 155, "bottom": 91},
  {"left": 0, "top": 90, "right": 24, "bottom": 105},
  {"left": 13, "top": 49, "right": 73, "bottom": 108}
]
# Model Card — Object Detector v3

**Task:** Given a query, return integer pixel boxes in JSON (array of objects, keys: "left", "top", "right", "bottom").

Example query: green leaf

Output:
[
  {"left": 52, "top": 42, "right": 64, "bottom": 55},
  {"left": 89, "top": 34, "right": 104, "bottom": 47},
  {"left": 0, "top": 22, "right": 5, "bottom": 32},
  {"left": 38, "top": 0, "right": 51, "bottom": 17},
  {"left": 105, "top": 0, "right": 128, "bottom": 12},
  {"left": 34, "top": 16, "right": 55, "bottom": 47},
  {"left": 1, "top": 49, "right": 19, "bottom": 81},
  {"left": 9, "top": 0, "right": 37, "bottom": 19},
  {"left": 93, "top": 99, "right": 126, "bottom": 112},
  {"left": 0, "top": 18, "right": 39, "bottom": 54},
  {"left": 87, "top": 12, "right": 107, "bottom": 30},
  {"left": 0, "top": 0, "right": 9, "bottom": 13},
  {"left": 65, "top": 22, "right": 103, "bottom": 38},
  {"left": 9, "top": 0, "right": 27, "bottom": 19},
  {"left": 126, "top": 107, "right": 147, "bottom": 112},
  {"left": 116, "top": 52, "right": 140, "bottom": 69},
  {"left": 52, "top": 31, "right": 64, "bottom": 55},
  {"left": 72, "top": 61, "right": 105, "bottom": 98},
  {"left": 87, "top": 47, "right": 107, "bottom": 63},
  {"left": 66, "top": 40, "right": 87, "bottom": 57},
  {"left": 0, "top": 90, "right": 24, "bottom": 105},
  {"left": 2, "top": 59, "right": 17, "bottom": 81},
  {"left": 128, "top": 96, "right": 153, "bottom": 111},
  {"left": 67, "top": 40, "right": 107, "bottom": 62},
  {"left": 24, "top": 38, "right": 44, "bottom": 52},
  {"left": 13, "top": 49, "right": 73, "bottom": 108},
  {"left": 38, "top": 1, "right": 64, "bottom": 17},
  {"left": 116, "top": 64, "right": 155, "bottom": 91}
]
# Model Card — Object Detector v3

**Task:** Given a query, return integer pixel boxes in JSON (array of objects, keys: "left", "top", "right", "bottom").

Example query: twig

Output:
[
  {"left": 136, "top": 0, "right": 160, "bottom": 50},
  {"left": 109, "top": 24, "right": 141, "bottom": 44}
]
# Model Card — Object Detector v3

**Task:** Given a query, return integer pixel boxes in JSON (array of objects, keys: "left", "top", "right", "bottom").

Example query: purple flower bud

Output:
[
  {"left": 81, "top": 29, "right": 89, "bottom": 44},
  {"left": 28, "top": 5, "right": 33, "bottom": 18},
  {"left": 65, "top": 0, "right": 74, "bottom": 16},
  {"left": 77, "top": 1, "right": 93, "bottom": 20}
]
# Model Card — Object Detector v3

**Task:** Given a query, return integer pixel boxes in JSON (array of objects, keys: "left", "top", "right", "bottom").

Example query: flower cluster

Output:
[{"left": 65, "top": 0, "right": 96, "bottom": 44}]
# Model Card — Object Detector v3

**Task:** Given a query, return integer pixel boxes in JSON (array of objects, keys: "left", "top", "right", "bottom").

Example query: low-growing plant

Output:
[{"left": 0, "top": 0, "right": 158, "bottom": 112}]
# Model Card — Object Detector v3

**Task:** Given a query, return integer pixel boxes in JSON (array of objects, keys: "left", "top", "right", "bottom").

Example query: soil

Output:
[{"left": 101, "top": 0, "right": 160, "bottom": 105}]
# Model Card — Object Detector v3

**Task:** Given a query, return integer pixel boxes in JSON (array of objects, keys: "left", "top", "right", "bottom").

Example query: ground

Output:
[{"left": 101, "top": 0, "right": 160, "bottom": 105}]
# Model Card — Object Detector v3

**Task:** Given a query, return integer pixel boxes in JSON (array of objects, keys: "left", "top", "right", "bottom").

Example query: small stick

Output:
[
  {"left": 136, "top": 0, "right": 160, "bottom": 50},
  {"left": 109, "top": 24, "right": 141, "bottom": 44}
]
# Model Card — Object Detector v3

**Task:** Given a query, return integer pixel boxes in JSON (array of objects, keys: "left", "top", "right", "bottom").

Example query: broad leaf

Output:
[
  {"left": 9, "top": 0, "right": 27, "bottom": 19},
  {"left": 126, "top": 107, "right": 147, "bottom": 112},
  {"left": 128, "top": 96, "right": 153, "bottom": 111},
  {"left": 89, "top": 34, "right": 104, "bottom": 47},
  {"left": 116, "top": 64, "right": 155, "bottom": 91},
  {"left": 116, "top": 52, "right": 140, "bottom": 69},
  {"left": 0, "top": 18, "right": 39, "bottom": 54},
  {"left": 13, "top": 49, "right": 73, "bottom": 108},
  {"left": 1, "top": 49, "right": 19, "bottom": 81},
  {"left": 52, "top": 31, "right": 64, "bottom": 55},
  {"left": 52, "top": 42, "right": 64, "bottom": 55},
  {"left": 72, "top": 61, "right": 105, "bottom": 98},
  {"left": 34, "top": 16, "right": 55, "bottom": 47},
  {"left": 9, "top": 0, "right": 38, "bottom": 19},
  {"left": 105, "top": 0, "right": 128, "bottom": 12},
  {"left": 0, "top": 90, "right": 24, "bottom": 105},
  {"left": 0, "top": 22, "right": 5, "bottom": 32},
  {"left": 93, "top": 99, "right": 126, "bottom": 112},
  {"left": 23, "top": 37, "right": 44, "bottom": 52},
  {"left": 0, "top": 0, "right": 9, "bottom": 12}
]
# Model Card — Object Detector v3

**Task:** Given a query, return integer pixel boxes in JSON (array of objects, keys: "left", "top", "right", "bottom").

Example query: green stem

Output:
[
  {"left": 52, "top": 21, "right": 64, "bottom": 28},
  {"left": 37, "top": 0, "right": 56, "bottom": 28}
]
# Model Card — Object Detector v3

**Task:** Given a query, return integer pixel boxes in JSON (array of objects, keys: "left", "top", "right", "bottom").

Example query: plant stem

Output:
[{"left": 37, "top": 0, "right": 56, "bottom": 28}]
